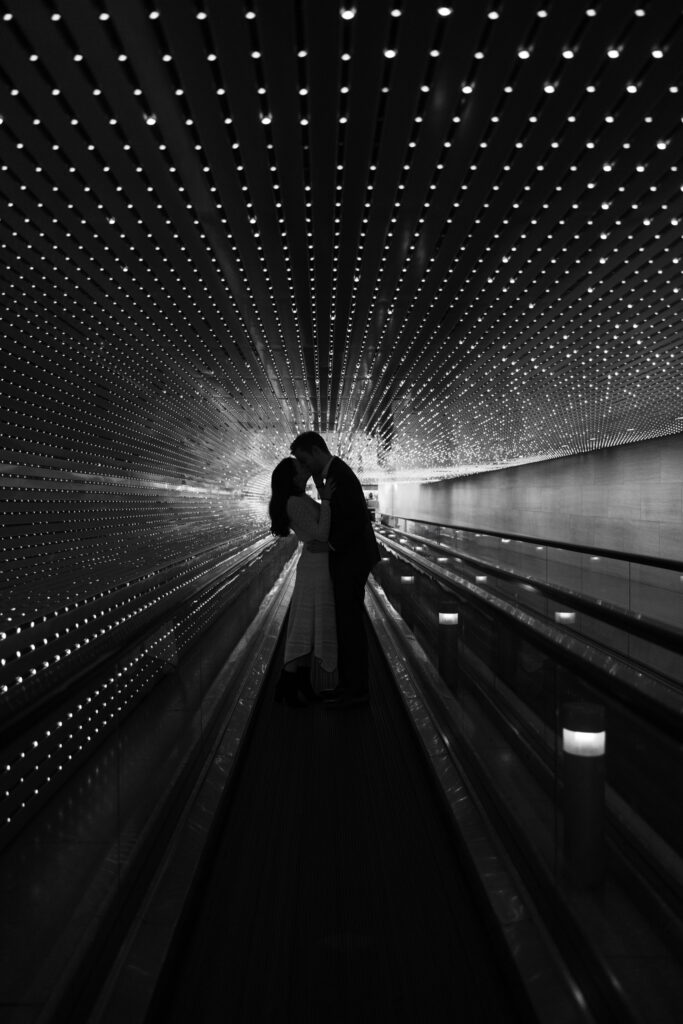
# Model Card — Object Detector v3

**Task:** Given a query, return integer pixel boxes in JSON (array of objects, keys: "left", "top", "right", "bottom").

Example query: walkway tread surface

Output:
[{"left": 150, "top": 623, "right": 524, "bottom": 1024}]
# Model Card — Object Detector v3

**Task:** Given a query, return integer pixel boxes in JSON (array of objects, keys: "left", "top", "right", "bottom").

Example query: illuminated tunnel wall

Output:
[
  {"left": 2, "top": 2, "right": 683, "bottom": 721},
  {"left": 380, "top": 431, "right": 683, "bottom": 558}
]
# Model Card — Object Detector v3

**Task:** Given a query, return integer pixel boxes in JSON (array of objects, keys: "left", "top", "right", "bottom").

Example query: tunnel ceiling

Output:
[{"left": 2, "top": 0, "right": 683, "bottom": 489}]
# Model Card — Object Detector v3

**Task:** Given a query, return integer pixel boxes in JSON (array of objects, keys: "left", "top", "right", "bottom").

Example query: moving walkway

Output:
[{"left": 0, "top": 531, "right": 681, "bottom": 1022}]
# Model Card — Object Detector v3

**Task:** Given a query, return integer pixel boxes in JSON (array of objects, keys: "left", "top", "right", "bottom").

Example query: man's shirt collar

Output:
[{"left": 323, "top": 455, "right": 335, "bottom": 479}]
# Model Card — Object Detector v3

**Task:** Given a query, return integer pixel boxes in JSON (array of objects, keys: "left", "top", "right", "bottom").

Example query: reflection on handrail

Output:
[
  {"left": 380, "top": 514, "right": 683, "bottom": 573},
  {"left": 379, "top": 524, "right": 683, "bottom": 655},
  {"left": 376, "top": 531, "right": 683, "bottom": 735}
]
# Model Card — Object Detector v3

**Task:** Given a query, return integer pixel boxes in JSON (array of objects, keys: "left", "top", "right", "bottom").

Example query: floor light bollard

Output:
[
  {"left": 399, "top": 572, "right": 415, "bottom": 625},
  {"left": 438, "top": 607, "right": 460, "bottom": 687},
  {"left": 561, "top": 702, "right": 606, "bottom": 888}
]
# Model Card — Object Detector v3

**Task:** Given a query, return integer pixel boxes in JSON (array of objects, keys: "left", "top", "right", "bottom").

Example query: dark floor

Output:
[{"left": 150, "top": 626, "right": 525, "bottom": 1024}]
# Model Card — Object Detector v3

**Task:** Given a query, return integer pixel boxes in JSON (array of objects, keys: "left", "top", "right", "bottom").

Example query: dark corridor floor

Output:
[{"left": 149, "top": 624, "right": 525, "bottom": 1024}]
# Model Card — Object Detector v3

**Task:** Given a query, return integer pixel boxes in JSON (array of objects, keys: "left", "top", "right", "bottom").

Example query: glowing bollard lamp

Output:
[
  {"left": 438, "top": 606, "right": 460, "bottom": 686},
  {"left": 398, "top": 574, "right": 416, "bottom": 627},
  {"left": 562, "top": 702, "right": 606, "bottom": 888}
]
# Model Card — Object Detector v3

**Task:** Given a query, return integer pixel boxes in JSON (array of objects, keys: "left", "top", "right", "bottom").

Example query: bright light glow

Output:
[{"left": 563, "top": 729, "right": 605, "bottom": 757}]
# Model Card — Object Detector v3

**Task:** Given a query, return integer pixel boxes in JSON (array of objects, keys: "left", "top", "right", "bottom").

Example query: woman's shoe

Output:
[
  {"left": 284, "top": 690, "right": 309, "bottom": 708},
  {"left": 319, "top": 686, "right": 348, "bottom": 704},
  {"left": 274, "top": 669, "right": 309, "bottom": 707},
  {"left": 294, "top": 667, "right": 320, "bottom": 703}
]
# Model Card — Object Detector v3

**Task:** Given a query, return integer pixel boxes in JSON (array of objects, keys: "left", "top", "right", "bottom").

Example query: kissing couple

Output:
[{"left": 268, "top": 431, "right": 381, "bottom": 709}]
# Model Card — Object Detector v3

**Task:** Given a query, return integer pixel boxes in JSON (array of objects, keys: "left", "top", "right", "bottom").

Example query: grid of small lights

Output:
[
  {"left": 0, "top": 540, "right": 283, "bottom": 840},
  {"left": 1, "top": 1, "right": 683, "bottom": 755},
  {"left": 248, "top": 7, "right": 316, "bottom": 424},
  {"left": 341, "top": 3, "right": 464, "bottom": 438},
  {"left": 327, "top": 4, "right": 355, "bottom": 423},
  {"left": 2, "top": 3, "right": 680, "bottom": 472},
  {"left": 293, "top": 21, "right": 323, "bottom": 427},
  {"left": 348, "top": 4, "right": 683, "bottom": 469},
  {"left": 142, "top": 6, "right": 296, "bottom": 418},
  {"left": 337, "top": 4, "right": 404, "bottom": 436},
  {"left": 0, "top": 0, "right": 295, "bottom": 795}
]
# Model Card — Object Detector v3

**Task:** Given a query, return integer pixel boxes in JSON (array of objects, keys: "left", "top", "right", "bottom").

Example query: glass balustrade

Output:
[
  {"left": 372, "top": 521, "right": 682, "bottom": 944},
  {"left": 380, "top": 516, "right": 683, "bottom": 684}
]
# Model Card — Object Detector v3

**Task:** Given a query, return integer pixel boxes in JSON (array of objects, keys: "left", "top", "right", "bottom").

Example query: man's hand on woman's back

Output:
[{"left": 306, "top": 540, "right": 329, "bottom": 553}]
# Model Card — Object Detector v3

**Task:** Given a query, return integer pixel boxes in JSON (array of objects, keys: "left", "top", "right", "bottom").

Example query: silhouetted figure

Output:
[
  {"left": 268, "top": 457, "right": 337, "bottom": 706},
  {"left": 290, "top": 431, "right": 380, "bottom": 708}
]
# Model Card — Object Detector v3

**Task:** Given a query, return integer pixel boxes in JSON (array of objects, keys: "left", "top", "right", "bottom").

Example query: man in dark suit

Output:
[{"left": 290, "top": 431, "right": 380, "bottom": 707}]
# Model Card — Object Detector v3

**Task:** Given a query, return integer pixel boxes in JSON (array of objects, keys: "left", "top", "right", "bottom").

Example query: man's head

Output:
[{"left": 290, "top": 431, "right": 330, "bottom": 476}]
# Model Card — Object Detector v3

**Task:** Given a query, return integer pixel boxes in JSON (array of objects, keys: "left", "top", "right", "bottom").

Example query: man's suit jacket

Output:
[{"left": 325, "top": 457, "right": 380, "bottom": 575}]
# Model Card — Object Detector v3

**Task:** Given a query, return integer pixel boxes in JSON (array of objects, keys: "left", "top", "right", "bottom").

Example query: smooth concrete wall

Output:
[{"left": 378, "top": 433, "right": 683, "bottom": 561}]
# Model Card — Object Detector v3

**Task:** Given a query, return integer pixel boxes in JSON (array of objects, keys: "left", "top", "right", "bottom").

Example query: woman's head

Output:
[{"left": 268, "top": 457, "right": 309, "bottom": 536}]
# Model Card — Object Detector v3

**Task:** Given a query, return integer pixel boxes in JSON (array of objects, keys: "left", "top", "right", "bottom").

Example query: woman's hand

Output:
[{"left": 319, "top": 479, "right": 336, "bottom": 501}]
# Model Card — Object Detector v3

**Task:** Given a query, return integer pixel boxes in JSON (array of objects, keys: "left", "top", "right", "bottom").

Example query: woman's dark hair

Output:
[{"left": 268, "top": 457, "right": 302, "bottom": 537}]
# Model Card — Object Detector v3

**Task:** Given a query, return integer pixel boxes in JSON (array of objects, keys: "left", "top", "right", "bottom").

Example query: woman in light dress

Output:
[{"left": 268, "top": 458, "right": 337, "bottom": 707}]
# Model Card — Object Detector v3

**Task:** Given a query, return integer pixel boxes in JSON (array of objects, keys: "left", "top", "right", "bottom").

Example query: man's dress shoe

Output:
[
  {"left": 322, "top": 689, "right": 369, "bottom": 708},
  {"left": 319, "top": 687, "right": 348, "bottom": 704},
  {"left": 342, "top": 694, "right": 370, "bottom": 708}
]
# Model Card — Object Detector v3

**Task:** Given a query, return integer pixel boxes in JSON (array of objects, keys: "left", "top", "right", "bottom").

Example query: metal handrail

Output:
[
  {"left": 376, "top": 532, "right": 683, "bottom": 740},
  {"left": 379, "top": 525, "right": 683, "bottom": 655},
  {"left": 380, "top": 514, "right": 683, "bottom": 574}
]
